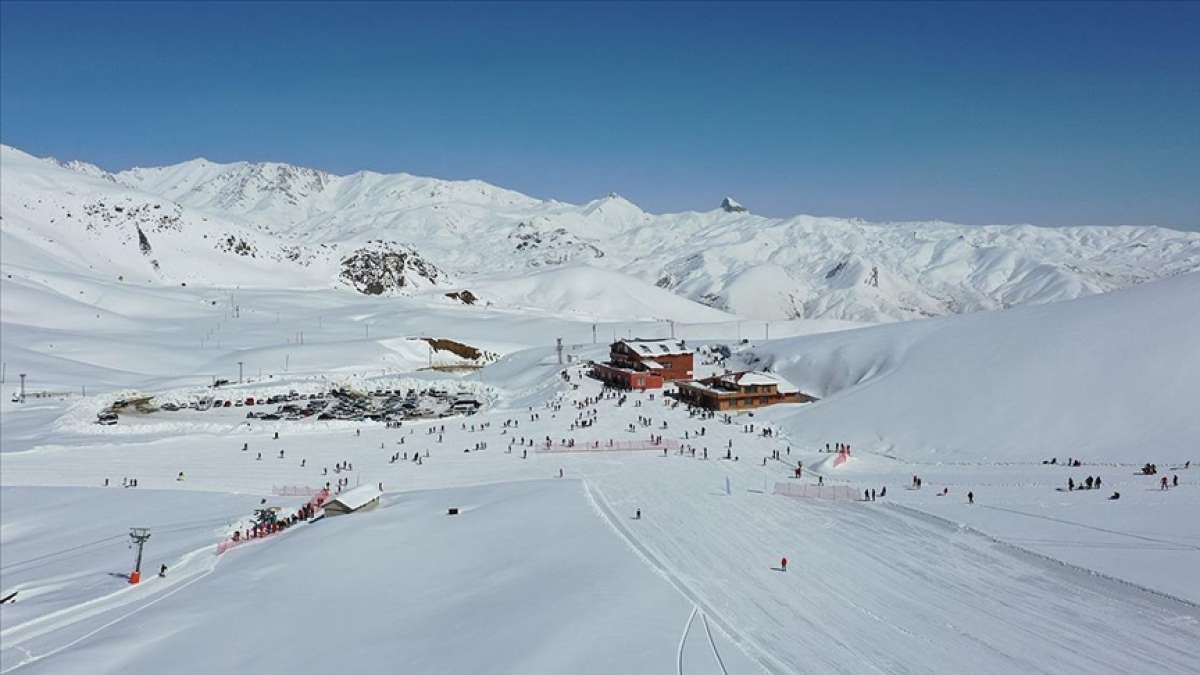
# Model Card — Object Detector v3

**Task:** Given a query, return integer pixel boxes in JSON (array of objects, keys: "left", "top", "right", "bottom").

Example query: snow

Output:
[
  {"left": 325, "top": 483, "right": 381, "bottom": 511},
  {"left": 1, "top": 481, "right": 756, "bottom": 675},
  {"left": 738, "top": 270, "right": 1200, "bottom": 463},
  {"left": 716, "top": 371, "right": 799, "bottom": 394},
  {"left": 621, "top": 338, "right": 691, "bottom": 356},
  {"left": 6, "top": 143, "right": 1199, "bottom": 322},
  {"left": 2, "top": 142, "right": 1199, "bottom": 674}
]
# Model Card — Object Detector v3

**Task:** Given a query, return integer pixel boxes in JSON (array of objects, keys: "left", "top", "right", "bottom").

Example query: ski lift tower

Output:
[{"left": 128, "top": 528, "right": 151, "bottom": 584}]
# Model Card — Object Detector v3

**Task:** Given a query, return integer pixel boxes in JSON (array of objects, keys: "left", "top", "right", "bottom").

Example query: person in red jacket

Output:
[{"left": 780, "top": 557, "right": 788, "bottom": 572}]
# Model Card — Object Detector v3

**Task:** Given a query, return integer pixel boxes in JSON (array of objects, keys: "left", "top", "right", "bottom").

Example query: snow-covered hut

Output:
[{"left": 323, "top": 484, "right": 382, "bottom": 516}]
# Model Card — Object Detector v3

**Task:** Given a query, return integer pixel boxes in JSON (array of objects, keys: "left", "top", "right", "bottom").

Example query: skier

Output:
[
  {"left": 1174, "top": 474, "right": 1180, "bottom": 487},
  {"left": 968, "top": 491, "right": 974, "bottom": 505},
  {"left": 176, "top": 471, "right": 185, "bottom": 481},
  {"left": 870, "top": 488, "right": 876, "bottom": 501},
  {"left": 273, "top": 431, "right": 279, "bottom": 440},
  {"left": 159, "top": 564, "right": 167, "bottom": 578},
  {"left": 780, "top": 557, "right": 788, "bottom": 572},
  {"left": 558, "top": 468, "right": 564, "bottom": 478},
  {"left": 635, "top": 508, "right": 641, "bottom": 520},
  {"left": 1161, "top": 476, "right": 1169, "bottom": 490},
  {"left": 880, "top": 486, "right": 886, "bottom": 498},
  {"left": 1109, "top": 491, "right": 1121, "bottom": 500}
]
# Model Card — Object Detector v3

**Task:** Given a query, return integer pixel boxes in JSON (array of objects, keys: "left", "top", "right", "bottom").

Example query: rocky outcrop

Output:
[
  {"left": 339, "top": 242, "right": 443, "bottom": 295},
  {"left": 721, "top": 197, "right": 748, "bottom": 213}
]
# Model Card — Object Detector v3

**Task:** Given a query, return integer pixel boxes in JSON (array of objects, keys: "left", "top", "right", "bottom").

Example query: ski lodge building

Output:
[
  {"left": 323, "top": 484, "right": 382, "bottom": 516},
  {"left": 674, "top": 371, "right": 814, "bottom": 411},
  {"left": 591, "top": 339, "right": 694, "bottom": 390}
]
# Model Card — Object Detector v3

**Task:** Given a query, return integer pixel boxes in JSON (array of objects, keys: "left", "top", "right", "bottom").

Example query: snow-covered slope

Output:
[
  {"left": 470, "top": 265, "right": 735, "bottom": 322},
  {"left": 736, "top": 271, "right": 1200, "bottom": 462},
  {"left": 0, "top": 146, "right": 446, "bottom": 295},
  {"left": 6, "top": 144, "right": 1197, "bottom": 322}
]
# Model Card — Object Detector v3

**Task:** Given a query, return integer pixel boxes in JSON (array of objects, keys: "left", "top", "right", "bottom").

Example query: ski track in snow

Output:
[{"left": 4, "top": 365, "right": 1199, "bottom": 673}]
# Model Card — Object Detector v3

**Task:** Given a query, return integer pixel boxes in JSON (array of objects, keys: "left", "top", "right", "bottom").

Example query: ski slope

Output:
[
  {"left": 2, "top": 176, "right": 1198, "bottom": 673},
  {"left": 2, "top": 355, "right": 1197, "bottom": 673}
]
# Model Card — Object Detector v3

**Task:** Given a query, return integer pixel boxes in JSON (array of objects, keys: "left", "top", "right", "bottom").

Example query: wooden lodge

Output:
[
  {"left": 675, "top": 371, "right": 814, "bottom": 411},
  {"left": 591, "top": 339, "right": 694, "bottom": 390}
]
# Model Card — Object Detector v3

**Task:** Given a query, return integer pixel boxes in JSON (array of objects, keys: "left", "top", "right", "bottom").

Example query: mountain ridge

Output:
[{"left": 4, "top": 143, "right": 1198, "bottom": 322}]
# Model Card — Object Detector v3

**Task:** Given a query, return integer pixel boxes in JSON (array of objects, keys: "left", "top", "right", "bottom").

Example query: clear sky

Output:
[{"left": 2, "top": 1, "right": 1197, "bottom": 229}]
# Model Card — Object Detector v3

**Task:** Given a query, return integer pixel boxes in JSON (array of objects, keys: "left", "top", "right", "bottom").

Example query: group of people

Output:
[{"left": 1067, "top": 476, "right": 1103, "bottom": 491}]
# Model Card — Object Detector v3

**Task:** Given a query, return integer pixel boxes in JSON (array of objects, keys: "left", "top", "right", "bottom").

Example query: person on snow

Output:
[
  {"left": 273, "top": 431, "right": 279, "bottom": 440},
  {"left": 968, "top": 491, "right": 974, "bottom": 504},
  {"left": 1109, "top": 491, "right": 1121, "bottom": 500},
  {"left": 177, "top": 471, "right": 185, "bottom": 481},
  {"left": 159, "top": 564, "right": 167, "bottom": 578},
  {"left": 635, "top": 508, "right": 641, "bottom": 520},
  {"left": 1173, "top": 474, "right": 1180, "bottom": 487},
  {"left": 1161, "top": 476, "right": 1170, "bottom": 490},
  {"left": 780, "top": 557, "right": 788, "bottom": 572}
]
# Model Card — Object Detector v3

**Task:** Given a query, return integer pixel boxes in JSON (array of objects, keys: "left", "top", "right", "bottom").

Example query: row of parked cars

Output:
[{"left": 141, "top": 387, "right": 483, "bottom": 425}]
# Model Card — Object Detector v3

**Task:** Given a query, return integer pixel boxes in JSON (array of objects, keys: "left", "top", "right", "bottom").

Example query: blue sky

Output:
[{"left": 2, "top": 2, "right": 1197, "bottom": 229}]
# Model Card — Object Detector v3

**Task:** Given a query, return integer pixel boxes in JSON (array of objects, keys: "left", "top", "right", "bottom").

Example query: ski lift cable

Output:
[{"left": 0, "top": 534, "right": 126, "bottom": 572}]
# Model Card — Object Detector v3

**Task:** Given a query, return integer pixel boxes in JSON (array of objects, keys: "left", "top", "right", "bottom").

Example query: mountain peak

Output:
[{"left": 721, "top": 197, "right": 748, "bottom": 213}]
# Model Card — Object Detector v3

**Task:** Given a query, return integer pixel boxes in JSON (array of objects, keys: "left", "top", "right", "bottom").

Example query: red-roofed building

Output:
[{"left": 592, "top": 339, "right": 694, "bottom": 390}]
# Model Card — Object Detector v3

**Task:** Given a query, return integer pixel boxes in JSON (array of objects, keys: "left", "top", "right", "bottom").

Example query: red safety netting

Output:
[{"left": 773, "top": 482, "right": 857, "bottom": 501}]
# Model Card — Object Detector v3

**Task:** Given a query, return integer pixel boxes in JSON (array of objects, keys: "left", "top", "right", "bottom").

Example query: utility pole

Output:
[
  {"left": 592, "top": 323, "right": 597, "bottom": 345},
  {"left": 765, "top": 322, "right": 770, "bottom": 340},
  {"left": 285, "top": 354, "right": 289, "bottom": 372},
  {"left": 556, "top": 338, "right": 563, "bottom": 365},
  {"left": 128, "top": 528, "right": 151, "bottom": 584},
  {"left": 18, "top": 373, "right": 26, "bottom": 403},
  {"left": 237, "top": 361, "right": 244, "bottom": 384},
  {"left": 669, "top": 320, "right": 675, "bottom": 339}
]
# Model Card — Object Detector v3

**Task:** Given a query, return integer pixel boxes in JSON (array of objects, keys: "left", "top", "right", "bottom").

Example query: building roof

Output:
[
  {"left": 617, "top": 339, "right": 690, "bottom": 357},
  {"left": 692, "top": 370, "right": 799, "bottom": 394},
  {"left": 325, "top": 484, "right": 382, "bottom": 511},
  {"left": 640, "top": 359, "right": 664, "bottom": 370}
]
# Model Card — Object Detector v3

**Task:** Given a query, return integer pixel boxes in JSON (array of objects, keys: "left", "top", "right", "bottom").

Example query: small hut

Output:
[{"left": 323, "top": 484, "right": 382, "bottom": 516}]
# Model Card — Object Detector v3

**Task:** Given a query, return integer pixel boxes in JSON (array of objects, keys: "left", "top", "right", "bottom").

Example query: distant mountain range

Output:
[{"left": 4, "top": 144, "right": 1198, "bottom": 322}]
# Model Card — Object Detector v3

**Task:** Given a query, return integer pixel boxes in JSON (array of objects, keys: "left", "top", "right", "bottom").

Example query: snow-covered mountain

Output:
[{"left": 4, "top": 144, "right": 1198, "bottom": 322}]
